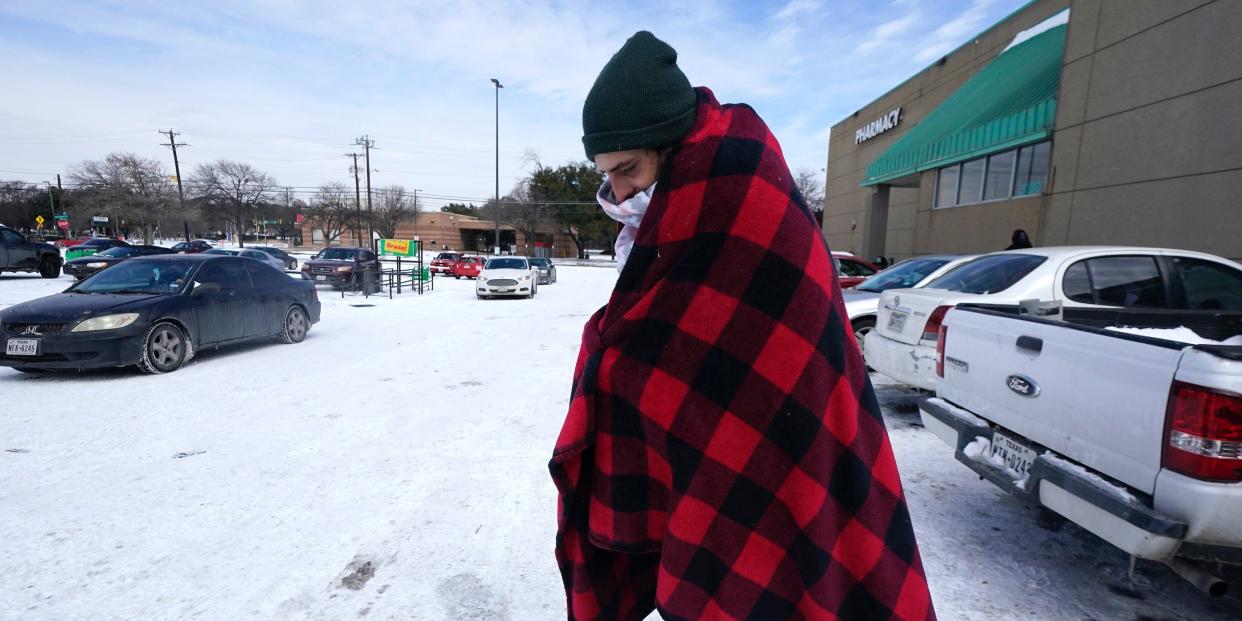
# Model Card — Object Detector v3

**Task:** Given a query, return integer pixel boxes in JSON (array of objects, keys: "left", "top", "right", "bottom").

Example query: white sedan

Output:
[
  {"left": 477, "top": 256, "right": 538, "bottom": 299},
  {"left": 842, "top": 254, "right": 975, "bottom": 348},
  {"left": 864, "top": 246, "right": 1242, "bottom": 390}
]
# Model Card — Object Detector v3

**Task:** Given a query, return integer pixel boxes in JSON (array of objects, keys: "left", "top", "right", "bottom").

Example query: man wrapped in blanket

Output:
[{"left": 550, "top": 31, "right": 936, "bottom": 621}]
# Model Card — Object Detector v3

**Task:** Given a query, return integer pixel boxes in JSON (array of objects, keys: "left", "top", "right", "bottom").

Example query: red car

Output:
[
  {"left": 832, "top": 252, "right": 881, "bottom": 288},
  {"left": 54, "top": 235, "right": 93, "bottom": 248},
  {"left": 430, "top": 251, "right": 461, "bottom": 275},
  {"left": 450, "top": 255, "right": 486, "bottom": 279}
]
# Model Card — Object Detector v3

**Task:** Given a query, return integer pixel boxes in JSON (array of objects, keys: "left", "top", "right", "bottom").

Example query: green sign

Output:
[{"left": 378, "top": 239, "right": 419, "bottom": 257}]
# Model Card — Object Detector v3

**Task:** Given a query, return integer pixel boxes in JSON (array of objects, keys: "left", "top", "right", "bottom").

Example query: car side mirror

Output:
[{"left": 191, "top": 282, "right": 221, "bottom": 297}]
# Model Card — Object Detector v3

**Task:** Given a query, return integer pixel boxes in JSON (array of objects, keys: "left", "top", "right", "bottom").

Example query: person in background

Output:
[
  {"left": 549, "top": 31, "right": 935, "bottom": 621},
  {"left": 1006, "top": 229, "right": 1033, "bottom": 250}
]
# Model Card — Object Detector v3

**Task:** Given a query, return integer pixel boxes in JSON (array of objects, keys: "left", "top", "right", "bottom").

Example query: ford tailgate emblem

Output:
[{"left": 1007, "top": 374, "right": 1040, "bottom": 398}]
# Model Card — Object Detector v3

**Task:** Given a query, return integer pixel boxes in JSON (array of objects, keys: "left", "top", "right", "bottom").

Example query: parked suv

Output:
[
  {"left": 528, "top": 257, "right": 557, "bottom": 284},
  {"left": 300, "top": 246, "right": 382, "bottom": 291},
  {"left": 0, "top": 225, "right": 63, "bottom": 278},
  {"left": 430, "top": 252, "right": 461, "bottom": 276}
]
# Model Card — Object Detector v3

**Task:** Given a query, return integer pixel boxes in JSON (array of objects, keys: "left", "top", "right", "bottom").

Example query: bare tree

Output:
[
  {"left": 67, "top": 153, "right": 177, "bottom": 244},
  {"left": 188, "top": 160, "right": 277, "bottom": 247},
  {"left": 794, "top": 167, "right": 825, "bottom": 223},
  {"left": 305, "top": 183, "right": 351, "bottom": 247},
  {"left": 371, "top": 185, "right": 412, "bottom": 240},
  {"left": 501, "top": 179, "right": 548, "bottom": 255}
]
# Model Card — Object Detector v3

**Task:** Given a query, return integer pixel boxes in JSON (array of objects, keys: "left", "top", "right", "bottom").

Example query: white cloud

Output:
[
  {"left": 856, "top": 12, "right": 922, "bottom": 54},
  {"left": 916, "top": 0, "right": 997, "bottom": 62}
]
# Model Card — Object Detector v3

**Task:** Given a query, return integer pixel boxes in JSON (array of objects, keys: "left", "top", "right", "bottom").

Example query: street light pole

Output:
[{"left": 491, "top": 78, "right": 503, "bottom": 255}]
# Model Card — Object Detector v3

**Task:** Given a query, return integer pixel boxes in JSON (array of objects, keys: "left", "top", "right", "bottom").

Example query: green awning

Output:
[{"left": 862, "top": 24, "right": 1067, "bottom": 186}]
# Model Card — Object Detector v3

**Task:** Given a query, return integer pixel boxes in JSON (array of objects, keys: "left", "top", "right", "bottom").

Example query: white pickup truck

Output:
[{"left": 920, "top": 302, "right": 1242, "bottom": 596}]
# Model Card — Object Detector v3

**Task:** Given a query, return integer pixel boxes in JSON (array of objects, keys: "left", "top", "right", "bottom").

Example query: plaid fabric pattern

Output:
[{"left": 550, "top": 88, "right": 934, "bottom": 621}]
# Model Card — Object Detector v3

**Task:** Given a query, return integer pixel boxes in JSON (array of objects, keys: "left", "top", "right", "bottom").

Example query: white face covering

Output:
[{"left": 597, "top": 179, "right": 656, "bottom": 273}]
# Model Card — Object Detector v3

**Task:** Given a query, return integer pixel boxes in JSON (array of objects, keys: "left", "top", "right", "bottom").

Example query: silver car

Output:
[
  {"left": 528, "top": 257, "right": 557, "bottom": 284},
  {"left": 842, "top": 254, "right": 975, "bottom": 348}
]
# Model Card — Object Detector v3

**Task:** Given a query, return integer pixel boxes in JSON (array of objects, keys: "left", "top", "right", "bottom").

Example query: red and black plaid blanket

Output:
[{"left": 550, "top": 88, "right": 934, "bottom": 620}]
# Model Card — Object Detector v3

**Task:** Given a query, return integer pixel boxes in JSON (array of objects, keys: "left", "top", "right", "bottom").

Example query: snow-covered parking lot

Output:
[{"left": 2, "top": 265, "right": 1241, "bottom": 620}]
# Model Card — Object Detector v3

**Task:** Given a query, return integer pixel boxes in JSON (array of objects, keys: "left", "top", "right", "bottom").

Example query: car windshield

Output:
[
  {"left": 70, "top": 259, "right": 196, "bottom": 295},
  {"left": 855, "top": 258, "right": 951, "bottom": 292},
  {"left": 97, "top": 247, "right": 141, "bottom": 258},
  {"left": 435, "top": 253, "right": 459, "bottom": 260},
  {"left": 529, "top": 258, "right": 550, "bottom": 267},
  {"left": 925, "top": 254, "right": 1048, "bottom": 294},
  {"left": 205, "top": 249, "right": 238, "bottom": 256},
  {"left": 317, "top": 248, "right": 357, "bottom": 260},
  {"left": 486, "top": 258, "right": 527, "bottom": 270},
  {"left": 254, "top": 247, "right": 281, "bottom": 256}
]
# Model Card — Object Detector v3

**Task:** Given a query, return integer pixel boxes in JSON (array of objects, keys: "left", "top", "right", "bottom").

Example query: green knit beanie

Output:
[{"left": 581, "top": 31, "right": 697, "bottom": 160}]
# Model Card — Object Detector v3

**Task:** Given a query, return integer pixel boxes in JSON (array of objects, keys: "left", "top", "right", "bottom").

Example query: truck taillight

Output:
[
  {"left": 936, "top": 325, "right": 947, "bottom": 378},
  {"left": 921, "top": 305, "right": 952, "bottom": 342},
  {"left": 1164, "top": 381, "right": 1242, "bottom": 482}
]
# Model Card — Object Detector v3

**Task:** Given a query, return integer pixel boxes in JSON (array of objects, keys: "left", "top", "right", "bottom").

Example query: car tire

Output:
[
  {"left": 279, "top": 305, "right": 309, "bottom": 344},
  {"left": 454, "top": 274, "right": 460, "bottom": 279},
  {"left": 852, "top": 317, "right": 876, "bottom": 353},
  {"left": 138, "top": 322, "right": 188, "bottom": 374},
  {"left": 38, "top": 256, "right": 59, "bottom": 278},
  {"left": 476, "top": 292, "right": 488, "bottom": 300}
]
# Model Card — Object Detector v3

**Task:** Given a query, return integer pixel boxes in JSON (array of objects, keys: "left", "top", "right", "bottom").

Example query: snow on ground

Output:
[{"left": 2, "top": 269, "right": 1240, "bottom": 620}]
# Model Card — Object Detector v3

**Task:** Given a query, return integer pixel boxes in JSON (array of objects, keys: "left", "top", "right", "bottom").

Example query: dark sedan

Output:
[
  {"left": 171, "top": 240, "right": 214, "bottom": 254},
  {"left": 0, "top": 255, "right": 320, "bottom": 374},
  {"left": 64, "top": 237, "right": 130, "bottom": 261},
  {"left": 62, "top": 245, "right": 173, "bottom": 280}
]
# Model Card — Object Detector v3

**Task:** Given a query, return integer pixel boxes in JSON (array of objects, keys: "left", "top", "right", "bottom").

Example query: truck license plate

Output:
[
  {"left": 315, "top": 275, "right": 326, "bottom": 281},
  {"left": 887, "top": 310, "right": 908, "bottom": 332},
  {"left": 990, "top": 432, "right": 1037, "bottom": 478},
  {"left": 5, "top": 338, "right": 39, "bottom": 356}
]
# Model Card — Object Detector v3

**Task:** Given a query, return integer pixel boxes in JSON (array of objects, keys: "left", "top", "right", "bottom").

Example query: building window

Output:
[
  {"left": 1015, "top": 141, "right": 1051, "bottom": 196},
  {"left": 958, "top": 158, "right": 985, "bottom": 204},
  {"left": 984, "top": 150, "right": 1016, "bottom": 201},
  {"left": 935, "top": 166, "right": 959, "bottom": 208},
  {"left": 933, "top": 140, "right": 1051, "bottom": 209}
]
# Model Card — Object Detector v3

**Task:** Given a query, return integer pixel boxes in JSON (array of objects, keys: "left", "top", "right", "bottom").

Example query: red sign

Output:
[
  {"left": 57, "top": 219, "right": 69, "bottom": 230},
  {"left": 295, "top": 213, "right": 305, "bottom": 224}
]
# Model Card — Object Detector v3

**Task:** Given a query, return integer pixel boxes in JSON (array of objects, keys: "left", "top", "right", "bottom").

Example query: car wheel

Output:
[
  {"left": 852, "top": 317, "right": 876, "bottom": 353},
  {"left": 138, "top": 322, "right": 188, "bottom": 374},
  {"left": 476, "top": 292, "right": 488, "bottom": 300},
  {"left": 454, "top": 274, "right": 461, "bottom": 279},
  {"left": 279, "top": 305, "right": 309, "bottom": 344},
  {"left": 38, "top": 256, "right": 59, "bottom": 278}
]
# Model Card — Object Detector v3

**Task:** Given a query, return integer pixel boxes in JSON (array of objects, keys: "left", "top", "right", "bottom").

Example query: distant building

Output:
[
  {"left": 824, "top": 0, "right": 1241, "bottom": 261},
  {"left": 299, "top": 211, "right": 576, "bottom": 258}
]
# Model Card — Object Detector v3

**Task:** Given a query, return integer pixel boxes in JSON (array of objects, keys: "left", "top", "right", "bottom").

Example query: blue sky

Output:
[{"left": 0, "top": 0, "right": 1029, "bottom": 209}]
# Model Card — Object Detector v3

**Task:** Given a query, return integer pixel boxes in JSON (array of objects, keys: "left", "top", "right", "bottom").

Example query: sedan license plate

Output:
[
  {"left": 887, "top": 310, "right": 908, "bottom": 332},
  {"left": 5, "top": 338, "right": 39, "bottom": 356},
  {"left": 990, "top": 431, "right": 1037, "bottom": 478},
  {"left": 500, "top": 288, "right": 513, "bottom": 293},
  {"left": 315, "top": 275, "right": 326, "bottom": 281}
]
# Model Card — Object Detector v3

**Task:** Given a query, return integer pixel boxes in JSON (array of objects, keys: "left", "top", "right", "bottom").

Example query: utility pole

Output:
[
  {"left": 355, "top": 135, "right": 375, "bottom": 245},
  {"left": 346, "top": 152, "right": 363, "bottom": 246},
  {"left": 491, "top": 78, "right": 503, "bottom": 255},
  {"left": 159, "top": 129, "right": 191, "bottom": 242},
  {"left": 413, "top": 188, "right": 419, "bottom": 240}
]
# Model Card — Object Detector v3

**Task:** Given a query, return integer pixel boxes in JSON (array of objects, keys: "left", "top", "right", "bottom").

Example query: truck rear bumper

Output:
[
  {"left": 1154, "top": 470, "right": 1242, "bottom": 554},
  {"left": 920, "top": 397, "right": 1189, "bottom": 561},
  {"left": 862, "top": 331, "right": 937, "bottom": 391}
]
